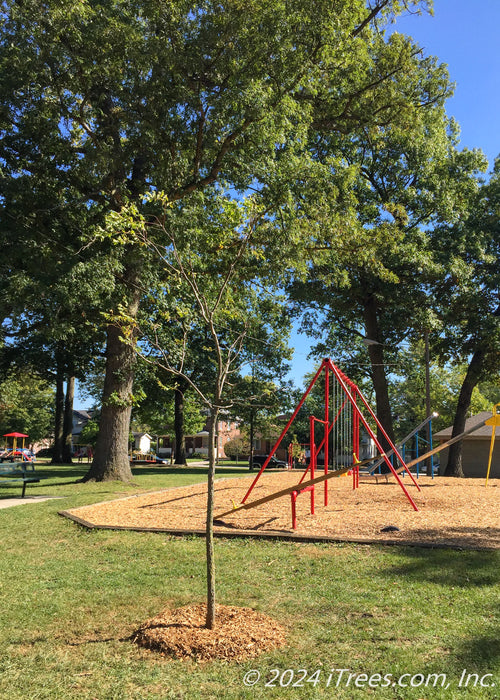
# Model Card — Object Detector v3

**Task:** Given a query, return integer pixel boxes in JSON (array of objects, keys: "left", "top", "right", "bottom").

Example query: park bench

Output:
[{"left": 0, "top": 461, "right": 41, "bottom": 497}]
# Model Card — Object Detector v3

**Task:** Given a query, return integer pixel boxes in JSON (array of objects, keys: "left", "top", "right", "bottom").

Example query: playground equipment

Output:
[
  {"left": 3, "top": 432, "right": 29, "bottom": 451},
  {"left": 485, "top": 403, "right": 500, "bottom": 486},
  {"left": 242, "top": 358, "right": 420, "bottom": 510},
  {"left": 215, "top": 362, "right": 499, "bottom": 529},
  {"left": 385, "top": 416, "right": 490, "bottom": 474},
  {"left": 364, "top": 410, "right": 498, "bottom": 484},
  {"left": 367, "top": 413, "right": 438, "bottom": 477},
  {"left": 214, "top": 458, "right": 375, "bottom": 527},
  {"left": 214, "top": 359, "right": 423, "bottom": 529},
  {"left": 1, "top": 433, "right": 33, "bottom": 462}
]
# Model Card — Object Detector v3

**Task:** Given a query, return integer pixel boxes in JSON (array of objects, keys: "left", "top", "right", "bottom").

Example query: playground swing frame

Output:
[
  {"left": 216, "top": 362, "right": 499, "bottom": 530},
  {"left": 241, "top": 358, "right": 420, "bottom": 514}
]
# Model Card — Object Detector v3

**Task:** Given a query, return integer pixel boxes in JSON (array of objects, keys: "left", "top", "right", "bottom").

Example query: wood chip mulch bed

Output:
[
  {"left": 132, "top": 604, "right": 287, "bottom": 662},
  {"left": 61, "top": 472, "right": 500, "bottom": 550}
]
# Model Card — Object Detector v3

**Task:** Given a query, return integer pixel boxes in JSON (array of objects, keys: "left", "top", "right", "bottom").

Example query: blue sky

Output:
[
  {"left": 396, "top": 0, "right": 500, "bottom": 166},
  {"left": 286, "top": 0, "right": 500, "bottom": 389}
]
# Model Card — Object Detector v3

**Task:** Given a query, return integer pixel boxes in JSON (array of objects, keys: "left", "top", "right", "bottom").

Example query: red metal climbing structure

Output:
[{"left": 241, "top": 358, "right": 420, "bottom": 511}]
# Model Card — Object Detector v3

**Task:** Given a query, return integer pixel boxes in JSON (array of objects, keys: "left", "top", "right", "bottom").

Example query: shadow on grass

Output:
[
  {"left": 131, "top": 466, "right": 244, "bottom": 478},
  {"left": 372, "top": 546, "right": 500, "bottom": 673},
  {"left": 453, "top": 633, "right": 500, "bottom": 671},
  {"left": 67, "top": 633, "right": 133, "bottom": 646},
  {"left": 31, "top": 466, "right": 89, "bottom": 479},
  {"left": 380, "top": 546, "right": 499, "bottom": 587}
]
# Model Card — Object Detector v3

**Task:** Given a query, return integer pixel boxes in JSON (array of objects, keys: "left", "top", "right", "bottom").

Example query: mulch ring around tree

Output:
[{"left": 132, "top": 603, "right": 287, "bottom": 662}]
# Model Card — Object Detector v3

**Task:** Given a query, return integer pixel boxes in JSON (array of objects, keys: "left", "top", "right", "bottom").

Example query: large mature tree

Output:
[
  {"left": 1, "top": 0, "right": 437, "bottom": 481},
  {"left": 289, "top": 102, "right": 486, "bottom": 451},
  {"left": 0, "top": 369, "right": 54, "bottom": 445},
  {"left": 0, "top": 236, "right": 113, "bottom": 463},
  {"left": 431, "top": 159, "right": 500, "bottom": 476}
]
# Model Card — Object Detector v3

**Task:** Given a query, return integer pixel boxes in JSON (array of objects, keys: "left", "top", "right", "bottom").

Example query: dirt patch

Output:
[
  {"left": 133, "top": 604, "right": 286, "bottom": 662},
  {"left": 64, "top": 473, "right": 500, "bottom": 549}
]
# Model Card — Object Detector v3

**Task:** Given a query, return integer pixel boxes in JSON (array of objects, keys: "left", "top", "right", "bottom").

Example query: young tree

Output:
[{"left": 105, "top": 187, "right": 295, "bottom": 628}]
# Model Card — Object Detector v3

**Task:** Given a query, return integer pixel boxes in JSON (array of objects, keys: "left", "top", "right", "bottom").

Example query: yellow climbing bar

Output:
[{"left": 485, "top": 403, "right": 500, "bottom": 486}]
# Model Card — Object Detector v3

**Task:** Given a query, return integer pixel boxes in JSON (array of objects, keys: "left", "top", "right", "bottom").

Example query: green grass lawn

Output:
[{"left": 0, "top": 464, "right": 498, "bottom": 699}]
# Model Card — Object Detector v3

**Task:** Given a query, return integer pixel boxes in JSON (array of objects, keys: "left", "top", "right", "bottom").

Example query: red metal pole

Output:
[
  {"left": 298, "top": 461, "right": 311, "bottom": 485},
  {"left": 291, "top": 491, "right": 297, "bottom": 529},
  {"left": 324, "top": 363, "right": 329, "bottom": 506},
  {"left": 353, "top": 393, "right": 359, "bottom": 490},
  {"left": 299, "top": 402, "right": 345, "bottom": 485},
  {"left": 357, "top": 413, "right": 418, "bottom": 509},
  {"left": 299, "top": 416, "right": 328, "bottom": 485},
  {"left": 241, "top": 359, "right": 328, "bottom": 503},
  {"left": 309, "top": 415, "right": 315, "bottom": 515}
]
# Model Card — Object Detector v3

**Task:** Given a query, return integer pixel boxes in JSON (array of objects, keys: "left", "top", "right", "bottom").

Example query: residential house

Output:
[
  {"left": 157, "top": 419, "right": 241, "bottom": 460},
  {"left": 72, "top": 409, "right": 93, "bottom": 448}
]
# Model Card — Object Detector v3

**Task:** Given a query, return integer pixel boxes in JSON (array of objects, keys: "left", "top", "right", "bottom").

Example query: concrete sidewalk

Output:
[{"left": 0, "top": 495, "right": 62, "bottom": 510}]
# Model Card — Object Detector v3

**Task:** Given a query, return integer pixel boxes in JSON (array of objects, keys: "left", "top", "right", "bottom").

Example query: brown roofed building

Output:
[{"left": 434, "top": 411, "right": 500, "bottom": 478}]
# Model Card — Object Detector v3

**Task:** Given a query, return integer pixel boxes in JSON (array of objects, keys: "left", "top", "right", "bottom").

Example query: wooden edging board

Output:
[{"left": 58, "top": 509, "right": 497, "bottom": 552}]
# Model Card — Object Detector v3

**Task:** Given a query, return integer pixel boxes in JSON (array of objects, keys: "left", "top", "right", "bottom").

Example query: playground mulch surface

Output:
[{"left": 62, "top": 472, "right": 500, "bottom": 550}]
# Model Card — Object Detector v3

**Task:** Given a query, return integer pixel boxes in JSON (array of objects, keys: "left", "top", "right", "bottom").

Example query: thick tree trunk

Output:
[
  {"left": 205, "top": 408, "right": 218, "bottom": 629},
  {"left": 51, "top": 362, "right": 65, "bottom": 464},
  {"left": 83, "top": 260, "right": 141, "bottom": 482},
  {"left": 362, "top": 297, "right": 395, "bottom": 455},
  {"left": 174, "top": 382, "right": 187, "bottom": 465},
  {"left": 444, "top": 349, "right": 485, "bottom": 477},
  {"left": 62, "top": 375, "right": 75, "bottom": 463},
  {"left": 83, "top": 324, "right": 136, "bottom": 481}
]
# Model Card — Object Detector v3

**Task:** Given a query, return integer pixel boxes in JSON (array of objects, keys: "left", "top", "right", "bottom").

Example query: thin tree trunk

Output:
[
  {"left": 362, "top": 297, "right": 395, "bottom": 455},
  {"left": 51, "top": 362, "right": 65, "bottom": 464},
  {"left": 83, "top": 258, "right": 141, "bottom": 482},
  {"left": 62, "top": 375, "right": 75, "bottom": 463},
  {"left": 174, "top": 382, "right": 187, "bottom": 465},
  {"left": 249, "top": 409, "right": 255, "bottom": 470},
  {"left": 444, "top": 348, "right": 485, "bottom": 477},
  {"left": 205, "top": 408, "right": 218, "bottom": 629}
]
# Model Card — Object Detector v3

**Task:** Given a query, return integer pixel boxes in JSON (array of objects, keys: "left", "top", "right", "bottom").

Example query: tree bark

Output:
[
  {"left": 205, "top": 408, "right": 218, "bottom": 629},
  {"left": 444, "top": 348, "right": 485, "bottom": 477},
  {"left": 174, "top": 381, "right": 187, "bottom": 465},
  {"left": 51, "top": 361, "right": 65, "bottom": 464},
  {"left": 83, "top": 258, "right": 141, "bottom": 482},
  {"left": 249, "top": 409, "right": 255, "bottom": 470},
  {"left": 62, "top": 375, "right": 75, "bottom": 463},
  {"left": 362, "top": 296, "right": 395, "bottom": 455}
]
